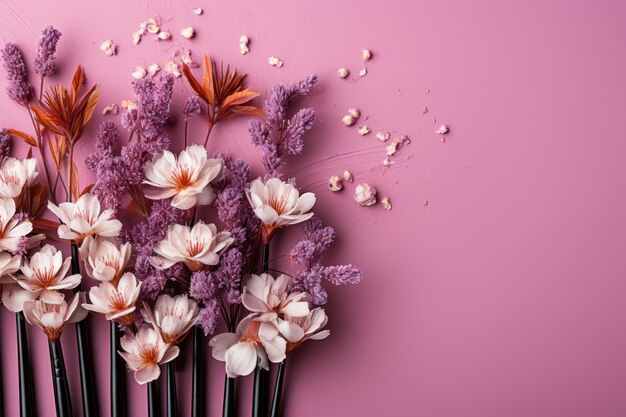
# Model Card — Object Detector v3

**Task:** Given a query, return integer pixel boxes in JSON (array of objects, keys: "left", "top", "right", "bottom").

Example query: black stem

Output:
[
  {"left": 148, "top": 380, "right": 160, "bottom": 417},
  {"left": 191, "top": 326, "right": 204, "bottom": 417},
  {"left": 111, "top": 322, "right": 125, "bottom": 417},
  {"left": 0, "top": 319, "right": 3, "bottom": 417},
  {"left": 17, "top": 312, "right": 36, "bottom": 417},
  {"left": 252, "top": 243, "right": 271, "bottom": 417},
  {"left": 166, "top": 361, "right": 178, "bottom": 417},
  {"left": 222, "top": 374, "right": 236, "bottom": 417},
  {"left": 269, "top": 361, "right": 286, "bottom": 417},
  {"left": 71, "top": 243, "right": 99, "bottom": 417},
  {"left": 48, "top": 340, "right": 73, "bottom": 417}
]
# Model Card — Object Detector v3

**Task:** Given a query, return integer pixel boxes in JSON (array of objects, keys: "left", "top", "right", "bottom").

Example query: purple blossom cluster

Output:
[
  {"left": 183, "top": 96, "right": 202, "bottom": 121},
  {"left": 289, "top": 218, "right": 363, "bottom": 305},
  {"left": 122, "top": 72, "right": 174, "bottom": 144},
  {"left": 119, "top": 200, "right": 184, "bottom": 301},
  {"left": 1, "top": 43, "right": 33, "bottom": 105},
  {"left": 34, "top": 26, "right": 62, "bottom": 77},
  {"left": 87, "top": 74, "right": 175, "bottom": 211},
  {"left": 0, "top": 128, "right": 12, "bottom": 160},
  {"left": 249, "top": 75, "right": 317, "bottom": 175}
]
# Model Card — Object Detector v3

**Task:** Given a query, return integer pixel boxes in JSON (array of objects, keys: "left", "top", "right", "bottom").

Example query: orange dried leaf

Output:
[{"left": 7, "top": 129, "right": 37, "bottom": 146}]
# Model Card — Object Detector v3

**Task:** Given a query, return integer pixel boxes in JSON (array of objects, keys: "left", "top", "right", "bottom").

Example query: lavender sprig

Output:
[
  {"left": 249, "top": 75, "right": 317, "bottom": 175},
  {"left": 1, "top": 43, "right": 33, "bottom": 105},
  {"left": 34, "top": 26, "right": 62, "bottom": 77}
]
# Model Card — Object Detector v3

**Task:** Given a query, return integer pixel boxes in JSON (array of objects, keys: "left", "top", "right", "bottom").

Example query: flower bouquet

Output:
[{"left": 0, "top": 23, "right": 362, "bottom": 417}]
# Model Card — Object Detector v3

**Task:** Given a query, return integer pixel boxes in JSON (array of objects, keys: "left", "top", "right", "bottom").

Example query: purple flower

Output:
[
  {"left": 195, "top": 300, "right": 220, "bottom": 335},
  {"left": 125, "top": 72, "right": 174, "bottom": 142},
  {"left": 1, "top": 43, "right": 33, "bottom": 105},
  {"left": 34, "top": 26, "right": 62, "bottom": 77},
  {"left": 0, "top": 128, "right": 12, "bottom": 160},
  {"left": 183, "top": 96, "right": 202, "bottom": 120},
  {"left": 289, "top": 217, "right": 362, "bottom": 305},
  {"left": 249, "top": 75, "right": 317, "bottom": 175}
]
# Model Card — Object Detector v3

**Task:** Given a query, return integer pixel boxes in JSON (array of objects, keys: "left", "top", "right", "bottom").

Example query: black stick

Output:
[
  {"left": 166, "top": 361, "right": 178, "bottom": 417},
  {"left": 111, "top": 322, "right": 125, "bottom": 417},
  {"left": 148, "top": 380, "right": 161, "bottom": 417},
  {"left": 222, "top": 373, "right": 236, "bottom": 417},
  {"left": 48, "top": 339, "right": 73, "bottom": 417},
  {"left": 191, "top": 326, "right": 204, "bottom": 417},
  {"left": 0, "top": 319, "right": 3, "bottom": 417},
  {"left": 269, "top": 361, "right": 286, "bottom": 417},
  {"left": 17, "top": 312, "right": 36, "bottom": 417},
  {"left": 252, "top": 243, "right": 271, "bottom": 417},
  {"left": 71, "top": 243, "right": 99, "bottom": 417}
]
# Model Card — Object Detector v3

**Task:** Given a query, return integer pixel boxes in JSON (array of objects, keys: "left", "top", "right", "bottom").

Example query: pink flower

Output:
[
  {"left": 119, "top": 326, "right": 180, "bottom": 385},
  {"left": 209, "top": 315, "right": 287, "bottom": 378},
  {"left": 151, "top": 222, "right": 233, "bottom": 272},
  {"left": 279, "top": 307, "right": 330, "bottom": 352},
  {"left": 82, "top": 272, "right": 141, "bottom": 324},
  {"left": 16, "top": 244, "right": 81, "bottom": 304},
  {"left": 246, "top": 178, "right": 315, "bottom": 242},
  {"left": 1, "top": 283, "right": 37, "bottom": 313},
  {"left": 0, "top": 197, "right": 44, "bottom": 253},
  {"left": 144, "top": 145, "right": 222, "bottom": 210},
  {"left": 79, "top": 236, "right": 131, "bottom": 283},
  {"left": 142, "top": 293, "right": 198, "bottom": 344},
  {"left": 47, "top": 193, "right": 122, "bottom": 244},
  {"left": 23, "top": 292, "right": 87, "bottom": 340},
  {"left": 242, "top": 273, "right": 310, "bottom": 322}
]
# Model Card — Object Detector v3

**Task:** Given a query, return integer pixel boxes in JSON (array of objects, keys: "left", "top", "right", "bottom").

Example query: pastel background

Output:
[{"left": 1, "top": 0, "right": 625, "bottom": 416}]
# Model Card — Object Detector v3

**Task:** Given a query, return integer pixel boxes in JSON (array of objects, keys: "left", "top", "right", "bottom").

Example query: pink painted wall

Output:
[{"left": 1, "top": 0, "right": 626, "bottom": 416}]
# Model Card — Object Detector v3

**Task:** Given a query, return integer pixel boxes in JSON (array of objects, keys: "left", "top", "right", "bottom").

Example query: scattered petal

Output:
[
  {"left": 147, "top": 18, "right": 160, "bottom": 34},
  {"left": 163, "top": 61, "right": 181, "bottom": 78},
  {"left": 357, "top": 125, "right": 370, "bottom": 136},
  {"left": 376, "top": 131, "right": 390, "bottom": 142},
  {"left": 239, "top": 35, "right": 250, "bottom": 55},
  {"left": 181, "top": 27, "right": 195, "bottom": 39},
  {"left": 338, "top": 67, "right": 349, "bottom": 79},
  {"left": 381, "top": 196, "right": 392, "bottom": 210},
  {"left": 343, "top": 170, "right": 353, "bottom": 182},
  {"left": 328, "top": 176, "right": 342, "bottom": 192},
  {"left": 132, "top": 66, "right": 147, "bottom": 79},
  {"left": 361, "top": 49, "right": 372, "bottom": 61},
  {"left": 268, "top": 56, "right": 284, "bottom": 68},
  {"left": 157, "top": 31, "right": 171, "bottom": 41},
  {"left": 102, "top": 104, "right": 119, "bottom": 116},
  {"left": 147, "top": 64, "right": 160, "bottom": 76},
  {"left": 436, "top": 124, "right": 449, "bottom": 134},
  {"left": 342, "top": 115, "right": 355, "bottom": 126},
  {"left": 193, "top": 7, "right": 203, "bottom": 15},
  {"left": 354, "top": 183, "right": 377, "bottom": 206},
  {"left": 99, "top": 40, "right": 116, "bottom": 57},
  {"left": 347, "top": 108, "right": 360, "bottom": 119},
  {"left": 359, "top": 68, "right": 367, "bottom": 77}
]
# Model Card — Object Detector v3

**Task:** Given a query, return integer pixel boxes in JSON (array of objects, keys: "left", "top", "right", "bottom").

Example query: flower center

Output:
[
  {"left": 0, "top": 170, "right": 22, "bottom": 186},
  {"left": 107, "top": 290, "right": 129, "bottom": 312},
  {"left": 72, "top": 208, "right": 95, "bottom": 225},
  {"left": 34, "top": 266, "right": 57, "bottom": 287},
  {"left": 139, "top": 344, "right": 160, "bottom": 366},
  {"left": 184, "top": 236, "right": 206, "bottom": 257},
  {"left": 172, "top": 164, "right": 194, "bottom": 190}
]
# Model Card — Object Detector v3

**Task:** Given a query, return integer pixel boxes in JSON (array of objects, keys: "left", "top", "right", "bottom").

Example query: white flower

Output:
[
  {"left": 0, "top": 197, "right": 43, "bottom": 253},
  {"left": 119, "top": 326, "right": 180, "bottom": 385},
  {"left": 16, "top": 244, "right": 81, "bottom": 304},
  {"left": 79, "top": 236, "right": 131, "bottom": 283},
  {"left": 0, "top": 251, "right": 22, "bottom": 284},
  {"left": 278, "top": 307, "right": 330, "bottom": 352},
  {"left": 82, "top": 272, "right": 141, "bottom": 324},
  {"left": 151, "top": 222, "right": 234, "bottom": 272},
  {"left": 0, "top": 157, "right": 38, "bottom": 198},
  {"left": 142, "top": 294, "right": 198, "bottom": 344},
  {"left": 47, "top": 193, "right": 122, "bottom": 244},
  {"left": 144, "top": 145, "right": 222, "bottom": 210},
  {"left": 209, "top": 315, "right": 286, "bottom": 378},
  {"left": 23, "top": 292, "right": 87, "bottom": 340},
  {"left": 246, "top": 178, "right": 315, "bottom": 241},
  {"left": 242, "top": 273, "right": 309, "bottom": 322}
]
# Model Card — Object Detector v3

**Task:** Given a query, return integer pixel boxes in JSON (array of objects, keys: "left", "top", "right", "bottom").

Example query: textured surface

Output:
[{"left": 1, "top": 0, "right": 626, "bottom": 416}]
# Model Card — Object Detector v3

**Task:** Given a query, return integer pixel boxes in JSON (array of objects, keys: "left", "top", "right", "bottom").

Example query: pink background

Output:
[{"left": 1, "top": 0, "right": 626, "bottom": 416}]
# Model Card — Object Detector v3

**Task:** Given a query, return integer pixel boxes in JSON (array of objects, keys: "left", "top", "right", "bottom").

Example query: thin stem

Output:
[
  {"left": 184, "top": 121, "right": 188, "bottom": 147},
  {"left": 26, "top": 107, "right": 55, "bottom": 202},
  {"left": 269, "top": 361, "right": 286, "bottom": 417},
  {"left": 39, "top": 76, "right": 45, "bottom": 101},
  {"left": 71, "top": 243, "right": 99, "bottom": 417},
  {"left": 166, "top": 361, "right": 178, "bottom": 417},
  {"left": 48, "top": 339, "right": 73, "bottom": 417},
  {"left": 191, "top": 327, "right": 204, "bottom": 417},
  {"left": 111, "top": 322, "right": 125, "bottom": 417},
  {"left": 252, "top": 242, "right": 271, "bottom": 417},
  {"left": 147, "top": 381, "right": 160, "bottom": 417},
  {"left": 67, "top": 143, "right": 74, "bottom": 202},
  {"left": 17, "top": 312, "right": 36, "bottom": 417}
]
